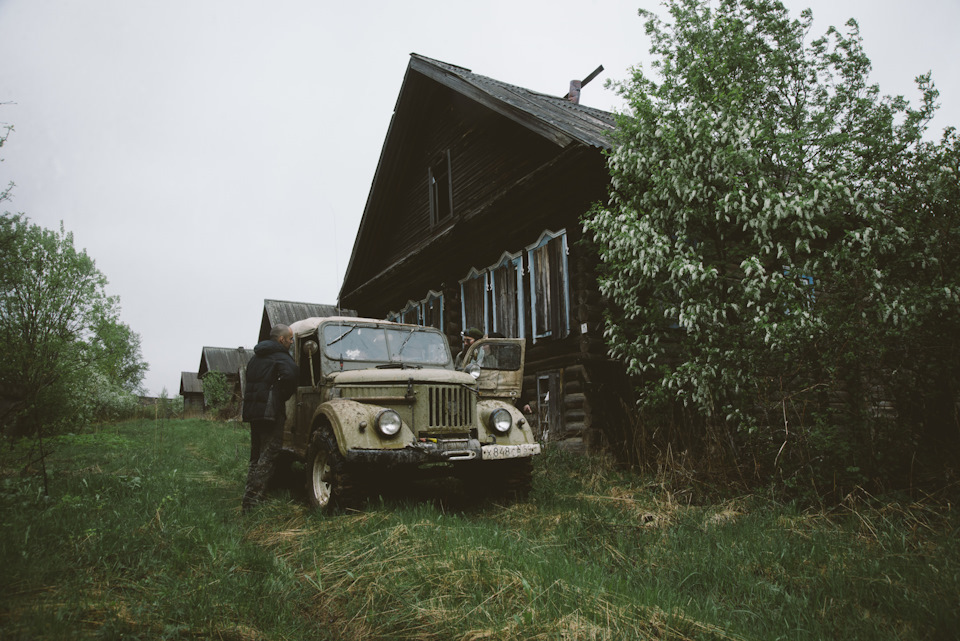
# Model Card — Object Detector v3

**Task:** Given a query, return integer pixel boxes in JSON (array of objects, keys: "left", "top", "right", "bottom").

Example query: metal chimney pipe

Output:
[{"left": 567, "top": 80, "right": 582, "bottom": 104}]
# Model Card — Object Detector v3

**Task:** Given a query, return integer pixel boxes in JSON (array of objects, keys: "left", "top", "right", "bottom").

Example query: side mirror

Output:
[{"left": 302, "top": 340, "right": 320, "bottom": 388}]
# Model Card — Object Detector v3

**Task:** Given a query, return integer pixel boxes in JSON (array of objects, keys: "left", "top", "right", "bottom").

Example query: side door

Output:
[
  {"left": 459, "top": 338, "right": 525, "bottom": 401},
  {"left": 284, "top": 332, "right": 323, "bottom": 456}
]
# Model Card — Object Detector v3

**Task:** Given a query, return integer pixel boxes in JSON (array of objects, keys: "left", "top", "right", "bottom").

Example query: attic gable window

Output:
[
  {"left": 428, "top": 150, "right": 453, "bottom": 226},
  {"left": 527, "top": 229, "right": 570, "bottom": 342}
]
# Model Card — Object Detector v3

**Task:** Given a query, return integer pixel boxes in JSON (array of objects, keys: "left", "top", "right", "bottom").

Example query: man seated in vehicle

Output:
[{"left": 455, "top": 327, "right": 484, "bottom": 368}]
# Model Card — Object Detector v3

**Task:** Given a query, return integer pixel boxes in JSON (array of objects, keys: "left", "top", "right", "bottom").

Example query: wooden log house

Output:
[{"left": 338, "top": 54, "right": 632, "bottom": 452}]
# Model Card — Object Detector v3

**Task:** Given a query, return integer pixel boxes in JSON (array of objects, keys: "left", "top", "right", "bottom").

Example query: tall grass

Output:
[{"left": 1, "top": 419, "right": 958, "bottom": 640}]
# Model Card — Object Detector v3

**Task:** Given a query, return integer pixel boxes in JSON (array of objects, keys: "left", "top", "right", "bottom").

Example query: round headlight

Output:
[
  {"left": 489, "top": 408, "right": 512, "bottom": 434},
  {"left": 466, "top": 363, "right": 481, "bottom": 379},
  {"left": 375, "top": 409, "right": 402, "bottom": 437}
]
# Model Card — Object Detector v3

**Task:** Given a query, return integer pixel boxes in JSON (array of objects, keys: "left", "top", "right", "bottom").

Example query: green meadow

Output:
[{"left": 1, "top": 419, "right": 957, "bottom": 640}]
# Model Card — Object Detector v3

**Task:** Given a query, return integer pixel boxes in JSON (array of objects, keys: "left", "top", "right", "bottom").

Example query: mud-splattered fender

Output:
[
  {"left": 312, "top": 398, "right": 415, "bottom": 456},
  {"left": 476, "top": 399, "right": 537, "bottom": 445}
]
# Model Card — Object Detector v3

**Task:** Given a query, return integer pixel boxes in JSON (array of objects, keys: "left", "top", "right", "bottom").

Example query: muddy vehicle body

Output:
[{"left": 280, "top": 317, "right": 541, "bottom": 509}]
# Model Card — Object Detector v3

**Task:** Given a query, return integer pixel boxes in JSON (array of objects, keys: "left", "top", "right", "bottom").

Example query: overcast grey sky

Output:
[{"left": 1, "top": 0, "right": 957, "bottom": 397}]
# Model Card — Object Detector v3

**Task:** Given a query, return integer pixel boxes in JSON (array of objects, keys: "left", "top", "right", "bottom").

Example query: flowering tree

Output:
[
  {"left": 0, "top": 214, "right": 147, "bottom": 438},
  {"left": 584, "top": 0, "right": 959, "bottom": 492},
  {"left": 201, "top": 370, "right": 232, "bottom": 419}
]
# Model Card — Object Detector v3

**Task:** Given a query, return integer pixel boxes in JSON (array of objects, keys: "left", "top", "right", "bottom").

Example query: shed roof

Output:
[
  {"left": 198, "top": 346, "right": 253, "bottom": 378},
  {"left": 258, "top": 299, "right": 357, "bottom": 342},
  {"left": 179, "top": 371, "right": 203, "bottom": 395}
]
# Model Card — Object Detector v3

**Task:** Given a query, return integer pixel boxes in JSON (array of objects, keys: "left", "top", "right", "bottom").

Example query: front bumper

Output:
[{"left": 345, "top": 439, "right": 541, "bottom": 466}]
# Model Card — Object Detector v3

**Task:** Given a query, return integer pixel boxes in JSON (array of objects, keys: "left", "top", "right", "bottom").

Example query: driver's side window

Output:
[{"left": 462, "top": 341, "right": 521, "bottom": 371}]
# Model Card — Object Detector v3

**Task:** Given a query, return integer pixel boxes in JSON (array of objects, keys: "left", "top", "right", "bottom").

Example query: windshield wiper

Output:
[
  {"left": 395, "top": 327, "right": 416, "bottom": 356},
  {"left": 326, "top": 325, "right": 357, "bottom": 347}
]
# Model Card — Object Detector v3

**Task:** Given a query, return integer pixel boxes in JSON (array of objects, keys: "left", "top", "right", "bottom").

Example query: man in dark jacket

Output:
[{"left": 241, "top": 324, "right": 298, "bottom": 513}]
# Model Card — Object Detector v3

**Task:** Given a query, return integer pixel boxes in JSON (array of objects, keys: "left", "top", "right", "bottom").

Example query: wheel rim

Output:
[{"left": 311, "top": 449, "right": 332, "bottom": 507}]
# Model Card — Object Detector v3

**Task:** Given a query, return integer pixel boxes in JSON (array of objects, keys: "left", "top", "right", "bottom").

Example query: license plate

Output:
[{"left": 481, "top": 443, "right": 541, "bottom": 460}]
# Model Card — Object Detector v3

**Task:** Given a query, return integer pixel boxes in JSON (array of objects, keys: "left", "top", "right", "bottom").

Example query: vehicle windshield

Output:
[{"left": 322, "top": 323, "right": 451, "bottom": 366}]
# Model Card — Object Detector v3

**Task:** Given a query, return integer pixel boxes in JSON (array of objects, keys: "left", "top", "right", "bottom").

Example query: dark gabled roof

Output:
[
  {"left": 198, "top": 346, "right": 253, "bottom": 378},
  {"left": 258, "top": 299, "right": 357, "bottom": 342},
  {"left": 179, "top": 371, "right": 203, "bottom": 395},
  {"left": 339, "top": 54, "right": 617, "bottom": 304},
  {"left": 408, "top": 54, "right": 616, "bottom": 150}
]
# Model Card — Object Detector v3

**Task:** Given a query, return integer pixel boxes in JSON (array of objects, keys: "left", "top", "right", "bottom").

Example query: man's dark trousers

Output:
[{"left": 242, "top": 418, "right": 283, "bottom": 511}]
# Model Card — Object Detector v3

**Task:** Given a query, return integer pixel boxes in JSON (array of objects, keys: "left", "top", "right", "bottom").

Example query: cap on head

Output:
[{"left": 465, "top": 327, "right": 484, "bottom": 340}]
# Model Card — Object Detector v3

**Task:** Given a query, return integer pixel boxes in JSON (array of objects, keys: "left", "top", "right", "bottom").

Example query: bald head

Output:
[{"left": 270, "top": 324, "right": 293, "bottom": 350}]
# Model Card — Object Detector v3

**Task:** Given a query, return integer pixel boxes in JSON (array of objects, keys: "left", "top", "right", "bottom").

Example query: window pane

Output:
[
  {"left": 530, "top": 232, "right": 569, "bottom": 340},
  {"left": 461, "top": 274, "right": 485, "bottom": 332},
  {"left": 533, "top": 243, "right": 553, "bottom": 337},
  {"left": 547, "top": 235, "right": 567, "bottom": 333},
  {"left": 492, "top": 262, "right": 519, "bottom": 337},
  {"left": 422, "top": 295, "right": 443, "bottom": 331},
  {"left": 429, "top": 151, "right": 452, "bottom": 225},
  {"left": 401, "top": 305, "right": 419, "bottom": 325}
]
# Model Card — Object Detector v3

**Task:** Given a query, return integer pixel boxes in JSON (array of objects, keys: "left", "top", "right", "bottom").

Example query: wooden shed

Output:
[
  {"left": 179, "top": 371, "right": 204, "bottom": 418},
  {"left": 198, "top": 346, "right": 254, "bottom": 418},
  {"left": 338, "top": 54, "right": 632, "bottom": 452}
]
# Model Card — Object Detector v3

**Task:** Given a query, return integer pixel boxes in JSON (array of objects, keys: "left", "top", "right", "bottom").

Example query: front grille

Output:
[
  {"left": 428, "top": 385, "right": 474, "bottom": 429},
  {"left": 338, "top": 386, "right": 394, "bottom": 399}
]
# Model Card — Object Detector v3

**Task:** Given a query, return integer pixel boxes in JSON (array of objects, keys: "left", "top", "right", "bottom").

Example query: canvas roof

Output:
[{"left": 259, "top": 299, "right": 357, "bottom": 342}]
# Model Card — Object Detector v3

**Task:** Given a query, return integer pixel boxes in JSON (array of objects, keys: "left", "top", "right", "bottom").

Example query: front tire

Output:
[{"left": 306, "top": 429, "right": 347, "bottom": 511}]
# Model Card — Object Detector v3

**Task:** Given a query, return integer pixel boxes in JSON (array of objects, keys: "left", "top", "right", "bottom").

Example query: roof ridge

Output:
[
  {"left": 410, "top": 53, "right": 616, "bottom": 122},
  {"left": 264, "top": 298, "right": 337, "bottom": 305},
  {"left": 409, "top": 53, "right": 472, "bottom": 74},
  {"left": 488, "top": 78, "right": 616, "bottom": 117}
]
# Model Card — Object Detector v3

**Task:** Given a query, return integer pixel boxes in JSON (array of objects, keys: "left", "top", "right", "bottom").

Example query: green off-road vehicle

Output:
[{"left": 280, "top": 317, "right": 541, "bottom": 510}]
